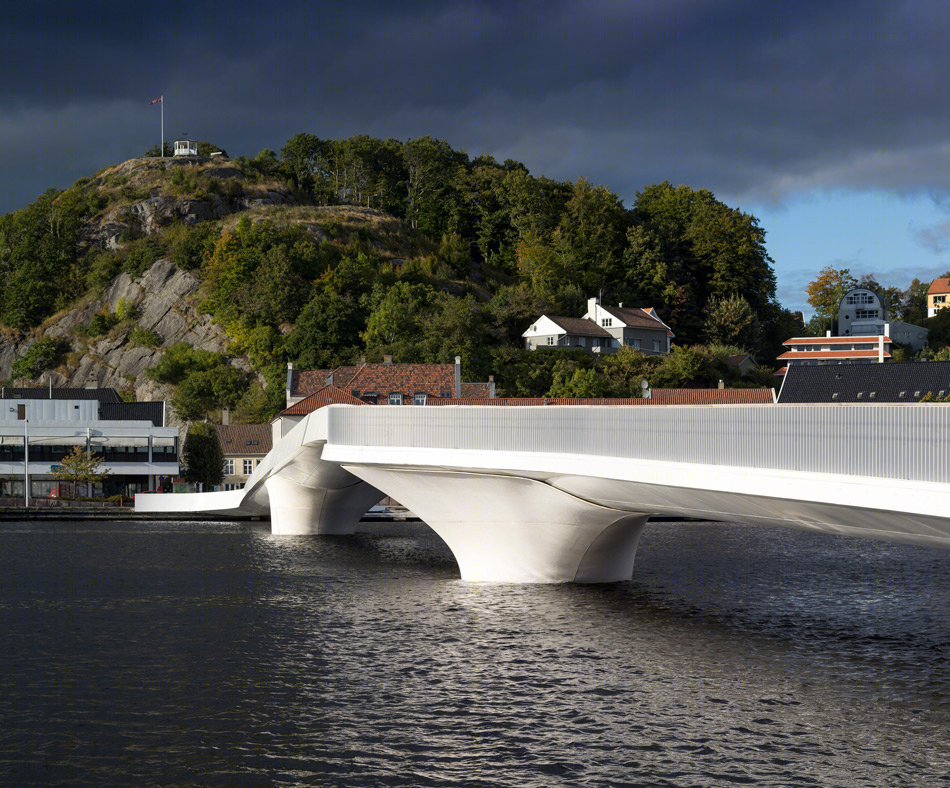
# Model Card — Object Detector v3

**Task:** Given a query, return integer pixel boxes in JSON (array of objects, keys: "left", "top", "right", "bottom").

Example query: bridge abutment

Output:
[
  {"left": 264, "top": 474, "right": 383, "bottom": 535},
  {"left": 345, "top": 466, "right": 650, "bottom": 582}
]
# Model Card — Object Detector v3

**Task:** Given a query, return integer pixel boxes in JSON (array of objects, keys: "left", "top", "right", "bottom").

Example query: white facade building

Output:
[{"left": 0, "top": 391, "right": 178, "bottom": 499}]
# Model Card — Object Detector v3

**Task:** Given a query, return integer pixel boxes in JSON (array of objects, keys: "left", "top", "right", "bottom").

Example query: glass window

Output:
[
  {"left": 652, "top": 339, "right": 660, "bottom": 352},
  {"left": 243, "top": 459, "right": 254, "bottom": 475},
  {"left": 413, "top": 393, "right": 427, "bottom": 406},
  {"left": 223, "top": 459, "right": 234, "bottom": 475},
  {"left": 388, "top": 392, "right": 403, "bottom": 405},
  {"left": 547, "top": 336, "right": 554, "bottom": 345}
]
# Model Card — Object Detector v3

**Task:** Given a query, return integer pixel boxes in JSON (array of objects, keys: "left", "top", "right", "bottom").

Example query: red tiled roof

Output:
[
  {"left": 547, "top": 316, "right": 613, "bottom": 337},
  {"left": 292, "top": 363, "right": 495, "bottom": 401},
  {"left": 927, "top": 277, "right": 950, "bottom": 295},
  {"left": 278, "top": 385, "right": 369, "bottom": 416},
  {"left": 777, "top": 350, "right": 892, "bottom": 360},
  {"left": 291, "top": 368, "right": 333, "bottom": 395},
  {"left": 783, "top": 336, "right": 891, "bottom": 345},
  {"left": 460, "top": 382, "right": 492, "bottom": 398},
  {"left": 426, "top": 389, "right": 774, "bottom": 406},
  {"left": 292, "top": 363, "right": 469, "bottom": 398},
  {"left": 214, "top": 423, "right": 273, "bottom": 455}
]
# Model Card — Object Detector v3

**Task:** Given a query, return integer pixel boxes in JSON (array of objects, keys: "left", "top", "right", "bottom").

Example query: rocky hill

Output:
[{"left": 0, "top": 154, "right": 441, "bottom": 425}]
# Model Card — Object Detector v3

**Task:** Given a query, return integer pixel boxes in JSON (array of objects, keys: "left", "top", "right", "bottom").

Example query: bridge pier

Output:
[
  {"left": 345, "top": 466, "right": 651, "bottom": 583},
  {"left": 264, "top": 474, "right": 383, "bottom": 535}
]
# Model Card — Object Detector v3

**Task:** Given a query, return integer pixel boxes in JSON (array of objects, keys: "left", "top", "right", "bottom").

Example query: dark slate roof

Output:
[
  {"left": 1, "top": 387, "right": 121, "bottom": 402},
  {"left": 214, "top": 424, "right": 273, "bottom": 455},
  {"left": 599, "top": 305, "right": 671, "bottom": 332},
  {"left": 99, "top": 401, "right": 165, "bottom": 427},
  {"left": 777, "top": 361, "right": 950, "bottom": 403},
  {"left": 546, "top": 316, "right": 613, "bottom": 337}
]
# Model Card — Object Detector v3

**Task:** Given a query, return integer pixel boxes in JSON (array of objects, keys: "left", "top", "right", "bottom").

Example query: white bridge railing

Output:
[{"left": 326, "top": 404, "right": 950, "bottom": 484}]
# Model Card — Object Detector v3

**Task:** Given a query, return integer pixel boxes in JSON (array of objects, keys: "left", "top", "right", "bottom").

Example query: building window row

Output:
[{"left": 845, "top": 293, "right": 875, "bottom": 304}]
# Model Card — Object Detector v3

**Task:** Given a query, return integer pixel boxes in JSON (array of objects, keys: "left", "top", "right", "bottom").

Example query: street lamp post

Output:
[{"left": 23, "top": 412, "right": 29, "bottom": 507}]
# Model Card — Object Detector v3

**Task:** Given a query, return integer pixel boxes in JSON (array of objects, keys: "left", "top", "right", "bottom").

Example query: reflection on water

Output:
[{"left": 0, "top": 518, "right": 948, "bottom": 786}]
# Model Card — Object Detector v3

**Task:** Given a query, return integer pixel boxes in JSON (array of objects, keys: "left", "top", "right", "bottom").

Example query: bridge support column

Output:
[
  {"left": 344, "top": 467, "right": 650, "bottom": 583},
  {"left": 264, "top": 474, "right": 383, "bottom": 535}
]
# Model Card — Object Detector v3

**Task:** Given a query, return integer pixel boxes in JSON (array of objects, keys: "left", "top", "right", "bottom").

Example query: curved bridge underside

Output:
[{"left": 137, "top": 405, "right": 950, "bottom": 583}]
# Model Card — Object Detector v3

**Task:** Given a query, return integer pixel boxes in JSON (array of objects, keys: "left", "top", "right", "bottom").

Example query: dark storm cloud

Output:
[{"left": 3, "top": 0, "right": 950, "bottom": 212}]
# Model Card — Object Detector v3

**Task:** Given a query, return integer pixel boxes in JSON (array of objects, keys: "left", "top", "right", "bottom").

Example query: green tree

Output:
[
  {"left": 806, "top": 266, "right": 857, "bottom": 331},
  {"left": 182, "top": 422, "right": 224, "bottom": 490},
  {"left": 52, "top": 446, "right": 110, "bottom": 498},
  {"left": 621, "top": 183, "right": 775, "bottom": 344},
  {"left": 703, "top": 294, "right": 762, "bottom": 351},
  {"left": 361, "top": 281, "right": 434, "bottom": 352},
  {"left": 11, "top": 337, "right": 68, "bottom": 380},
  {"left": 902, "top": 278, "right": 931, "bottom": 326}
]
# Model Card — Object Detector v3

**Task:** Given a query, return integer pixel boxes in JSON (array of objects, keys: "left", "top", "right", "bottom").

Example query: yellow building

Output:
[{"left": 928, "top": 278, "right": 950, "bottom": 317}]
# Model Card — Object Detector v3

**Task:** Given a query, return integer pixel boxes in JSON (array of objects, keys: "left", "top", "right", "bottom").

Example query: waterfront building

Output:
[
  {"left": 0, "top": 387, "right": 178, "bottom": 499},
  {"left": 522, "top": 297, "right": 673, "bottom": 355}
]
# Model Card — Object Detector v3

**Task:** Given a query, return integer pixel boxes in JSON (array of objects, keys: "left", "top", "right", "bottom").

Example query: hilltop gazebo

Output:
[{"left": 174, "top": 139, "right": 198, "bottom": 157}]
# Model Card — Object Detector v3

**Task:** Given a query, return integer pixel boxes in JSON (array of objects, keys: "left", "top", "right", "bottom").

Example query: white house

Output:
[
  {"left": 838, "top": 286, "right": 928, "bottom": 352},
  {"left": 522, "top": 297, "right": 673, "bottom": 355}
]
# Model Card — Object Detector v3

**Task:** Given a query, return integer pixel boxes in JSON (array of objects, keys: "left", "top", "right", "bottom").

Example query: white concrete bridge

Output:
[{"left": 136, "top": 404, "right": 950, "bottom": 583}]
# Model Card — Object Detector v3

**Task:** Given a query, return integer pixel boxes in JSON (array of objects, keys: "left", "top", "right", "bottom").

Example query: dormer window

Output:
[
  {"left": 388, "top": 392, "right": 403, "bottom": 405},
  {"left": 601, "top": 318, "right": 613, "bottom": 327}
]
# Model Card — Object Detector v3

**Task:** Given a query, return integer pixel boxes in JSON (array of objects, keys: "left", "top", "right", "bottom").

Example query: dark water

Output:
[{"left": 0, "top": 519, "right": 948, "bottom": 787}]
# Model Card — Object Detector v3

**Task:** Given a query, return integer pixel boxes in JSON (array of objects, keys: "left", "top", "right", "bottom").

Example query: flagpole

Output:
[{"left": 161, "top": 96, "right": 164, "bottom": 158}]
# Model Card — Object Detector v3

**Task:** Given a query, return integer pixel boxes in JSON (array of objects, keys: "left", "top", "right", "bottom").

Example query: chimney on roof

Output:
[
  {"left": 879, "top": 334, "right": 884, "bottom": 363},
  {"left": 718, "top": 379, "right": 724, "bottom": 390},
  {"left": 360, "top": 356, "right": 366, "bottom": 367},
  {"left": 222, "top": 408, "right": 230, "bottom": 426},
  {"left": 587, "top": 296, "right": 598, "bottom": 317},
  {"left": 286, "top": 362, "right": 294, "bottom": 409},
  {"left": 488, "top": 375, "right": 495, "bottom": 398},
  {"left": 826, "top": 330, "right": 831, "bottom": 337},
  {"left": 619, "top": 302, "right": 623, "bottom": 308},
  {"left": 455, "top": 355, "right": 462, "bottom": 399},
  {"left": 383, "top": 355, "right": 393, "bottom": 365}
]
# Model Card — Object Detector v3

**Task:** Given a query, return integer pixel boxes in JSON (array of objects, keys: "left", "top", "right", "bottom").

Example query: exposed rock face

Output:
[{"left": 0, "top": 259, "right": 245, "bottom": 427}]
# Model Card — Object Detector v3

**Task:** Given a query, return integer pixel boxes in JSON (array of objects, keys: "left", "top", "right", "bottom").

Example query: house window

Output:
[
  {"left": 223, "top": 459, "right": 234, "bottom": 475},
  {"left": 652, "top": 339, "right": 660, "bottom": 352},
  {"left": 601, "top": 318, "right": 613, "bottom": 327},
  {"left": 388, "top": 392, "right": 403, "bottom": 405},
  {"left": 413, "top": 393, "right": 427, "bottom": 406},
  {"left": 855, "top": 309, "right": 878, "bottom": 320},
  {"left": 935, "top": 296, "right": 947, "bottom": 304},
  {"left": 243, "top": 459, "right": 254, "bottom": 475},
  {"left": 363, "top": 392, "right": 378, "bottom": 404},
  {"left": 845, "top": 293, "right": 875, "bottom": 305},
  {"left": 630, "top": 338, "right": 641, "bottom": 349},
  {"left": 579, "top": 337, "right": 586, "bottom": 347},
  {"left": 547, "top": 336, "right": 555, "bottom": 345}
]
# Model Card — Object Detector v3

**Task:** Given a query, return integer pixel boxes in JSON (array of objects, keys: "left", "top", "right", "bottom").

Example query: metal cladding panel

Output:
[{"left": 325, "top": 404, "right": 950, "bottom": 484}]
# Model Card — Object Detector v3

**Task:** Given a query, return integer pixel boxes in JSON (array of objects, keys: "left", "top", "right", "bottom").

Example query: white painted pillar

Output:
[{"left": 346, "top": 466, "right": 650, "bottom": 583}]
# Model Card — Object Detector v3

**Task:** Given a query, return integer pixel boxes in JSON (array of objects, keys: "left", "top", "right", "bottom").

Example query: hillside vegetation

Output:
[{"left": 0, "top": 134, "right": 801, "bottom": 421}]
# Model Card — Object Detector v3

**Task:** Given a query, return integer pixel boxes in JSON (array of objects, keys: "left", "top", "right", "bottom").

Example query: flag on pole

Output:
[{"left": 148, "top": 96, "right": 162, "bottom": 105}]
